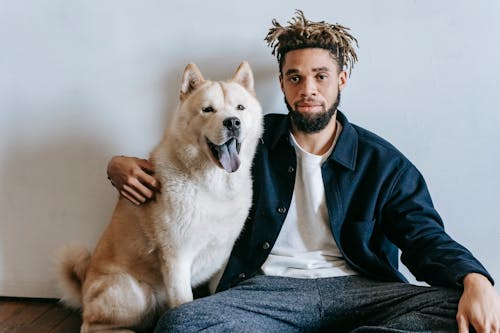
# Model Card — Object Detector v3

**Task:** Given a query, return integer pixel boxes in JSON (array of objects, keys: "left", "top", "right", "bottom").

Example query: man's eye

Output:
[
  {"left": 202, "top": 106, "right": 215, "bottom": 113},
  {"left": 289, "top": 76, "right": 300, "bottom": 83},
  {"left": 317, "top": 74, "right": 328, "bottom": 80}
]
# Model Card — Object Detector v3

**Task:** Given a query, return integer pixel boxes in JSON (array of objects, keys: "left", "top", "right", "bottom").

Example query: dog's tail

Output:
[{"left": 54, "top": 244, "right": 91, "bottom": 309}]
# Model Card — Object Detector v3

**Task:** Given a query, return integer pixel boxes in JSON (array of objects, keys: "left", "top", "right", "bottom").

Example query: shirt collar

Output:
[{"left": 268, "top": 110, "right": 357, "bottom": 171}]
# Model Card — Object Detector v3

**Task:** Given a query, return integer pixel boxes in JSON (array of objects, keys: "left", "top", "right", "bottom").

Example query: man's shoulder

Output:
[
  {"left": 348, "top": 121, "right": 413, "bottom": 169},
  {"left": 260, "top": 112, "right": 414, "bottom": 168},
  {"left": 352, "top": 123, "right": 401, "bottom": 154}
]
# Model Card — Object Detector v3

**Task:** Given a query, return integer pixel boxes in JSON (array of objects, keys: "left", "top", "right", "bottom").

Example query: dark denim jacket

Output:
[{"left": 217, "top": 111, "right": 492, "bottom": 292}]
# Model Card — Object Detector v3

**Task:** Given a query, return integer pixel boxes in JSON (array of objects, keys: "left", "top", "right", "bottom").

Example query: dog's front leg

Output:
[{"left": 160, "top": 255, "right": 193, "bottom": 309}]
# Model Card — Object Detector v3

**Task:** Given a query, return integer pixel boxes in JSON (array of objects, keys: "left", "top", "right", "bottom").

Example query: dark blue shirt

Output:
[{"left": 217, "top": 111, "right": 492, "bottom": 292}]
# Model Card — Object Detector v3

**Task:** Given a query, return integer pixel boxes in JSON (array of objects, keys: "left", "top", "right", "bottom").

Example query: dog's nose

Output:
[{"left": 223, "top": 117, "right": 241, "bottom": 130}]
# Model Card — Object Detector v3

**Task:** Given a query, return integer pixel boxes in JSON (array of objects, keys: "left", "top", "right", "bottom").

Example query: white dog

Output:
[{"left": 56, "top": 61, "right": 263, "bottom": 333}]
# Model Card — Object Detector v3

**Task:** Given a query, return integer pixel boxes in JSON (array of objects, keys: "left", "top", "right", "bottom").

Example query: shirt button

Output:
[
  {"left": 277, "top": 207, "right": 287, "bottom": 214},
  {"left": 238, "top": 273, "right": 246, "bottom": 279},
  {"left": 288, "top": 166, "right": 294, "bottom": 173},
  {"left": 262, "top": 242, "right": 270, "bottom": 250}
]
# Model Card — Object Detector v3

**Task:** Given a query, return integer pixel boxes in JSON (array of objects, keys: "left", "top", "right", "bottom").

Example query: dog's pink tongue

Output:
[{"left": 218, "top": 139, "right": 240, "bottom": 173}]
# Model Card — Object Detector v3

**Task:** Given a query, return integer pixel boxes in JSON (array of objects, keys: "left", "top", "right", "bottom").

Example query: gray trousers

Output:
[{"left": 153, "top": 275, "right": 462, "bottom": 333}]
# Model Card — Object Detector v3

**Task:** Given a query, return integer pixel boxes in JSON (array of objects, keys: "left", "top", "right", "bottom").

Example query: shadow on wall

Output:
[{"left": 0, "top": 132, "right": 118, "bottom": 295}]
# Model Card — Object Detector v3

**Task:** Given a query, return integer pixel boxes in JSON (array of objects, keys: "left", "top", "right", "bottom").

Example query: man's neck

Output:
[{"left": 290, "top": 114, "right": 338, "bottom": 156}]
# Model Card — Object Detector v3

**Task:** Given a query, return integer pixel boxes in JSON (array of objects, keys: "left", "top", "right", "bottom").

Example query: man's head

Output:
[
  {"left": 265, "top": 10, "right": 358, "bottom": 133},
  {"left": 265, "top": 10, "right": 358, "bottom": 76}
]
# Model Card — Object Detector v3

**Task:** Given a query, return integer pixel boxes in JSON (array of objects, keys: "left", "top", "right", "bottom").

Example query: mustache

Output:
[{"left": 294, "top": 99, "right": 325, "bottom": 108}]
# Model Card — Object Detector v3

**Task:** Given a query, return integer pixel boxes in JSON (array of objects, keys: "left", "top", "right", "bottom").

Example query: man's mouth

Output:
[
  {"left": 206, "top": 138, "right": 241, "bottom": 173},
  {"left": 295, "top": 102, "right": 323, "bottom": 112}
]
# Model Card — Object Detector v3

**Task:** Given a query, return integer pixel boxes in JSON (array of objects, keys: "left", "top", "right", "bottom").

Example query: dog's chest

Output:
[
  {"left": 191, "top": 184, "right": 249, "bottom": 225},
  {"left": 154, "top": 174, "right": 251, "bottom": 227}
]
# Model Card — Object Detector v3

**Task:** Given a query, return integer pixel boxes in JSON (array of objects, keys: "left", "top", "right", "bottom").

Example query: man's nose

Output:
[{"left": 299, "top": 77, "right": 317, "bottom": 97}]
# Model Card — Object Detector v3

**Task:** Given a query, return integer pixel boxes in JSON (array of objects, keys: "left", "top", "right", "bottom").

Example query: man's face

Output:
[{"left": 280, "top": 48, "right": 347, "bottom": 133}]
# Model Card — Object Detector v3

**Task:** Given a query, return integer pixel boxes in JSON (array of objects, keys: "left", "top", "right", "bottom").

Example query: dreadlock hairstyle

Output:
[{"left": 265, "top": 10, "right": 359, "bottom": 76}]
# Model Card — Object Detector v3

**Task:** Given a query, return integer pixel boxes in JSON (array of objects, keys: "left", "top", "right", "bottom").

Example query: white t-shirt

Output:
[{"left": 261, "top": 121, "right": 357, "bottom": 278}]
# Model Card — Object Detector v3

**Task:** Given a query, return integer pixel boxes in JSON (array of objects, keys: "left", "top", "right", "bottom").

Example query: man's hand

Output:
[
  {"left": 106, "top": 155, "right": 161, "bottom": 205},
  {"left": 457, "top": 273, "right": 500, "bottom": 333}
]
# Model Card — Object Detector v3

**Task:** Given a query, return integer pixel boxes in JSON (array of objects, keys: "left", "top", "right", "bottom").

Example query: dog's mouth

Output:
[{"left": 206, "top": 137, "right": 242, "bottom": 173}]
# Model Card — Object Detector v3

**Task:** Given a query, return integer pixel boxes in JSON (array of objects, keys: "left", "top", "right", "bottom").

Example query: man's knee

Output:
[
  {"left": 154, "top": 302, "right": 201, "bottom": 333},
  {"left": 154, "top": 299, "right": 248, "bottom": 333},
  {"left": 153, "top": 297, "right": 277, "bottom": 333}
]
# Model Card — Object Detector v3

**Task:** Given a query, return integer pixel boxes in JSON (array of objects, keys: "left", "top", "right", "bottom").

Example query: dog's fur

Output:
[{"left": 56, "top": 62, "right": 263, "bottom": 333}]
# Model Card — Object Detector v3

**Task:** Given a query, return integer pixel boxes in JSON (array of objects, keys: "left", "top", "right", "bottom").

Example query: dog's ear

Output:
[
  {"left": 180, "top": 63, "right": 205, "bottom": 101},
  {"left": 232, "top": 61, "right": 255, "bottom": 95}
]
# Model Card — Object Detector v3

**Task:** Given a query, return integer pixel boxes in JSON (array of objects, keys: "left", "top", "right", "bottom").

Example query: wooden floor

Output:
[{"left": 0, "top": 297, "right": 82, "bottom": 333}]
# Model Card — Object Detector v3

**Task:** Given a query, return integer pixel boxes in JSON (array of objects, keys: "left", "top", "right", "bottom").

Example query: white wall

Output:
[{"left": 1, "top": 0, "right": 499, "bottom": 297}]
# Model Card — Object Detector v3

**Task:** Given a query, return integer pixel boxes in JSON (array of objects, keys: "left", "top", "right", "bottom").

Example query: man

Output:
[{"left": 107, "top": 10, "right": 499, "bottom": 332}]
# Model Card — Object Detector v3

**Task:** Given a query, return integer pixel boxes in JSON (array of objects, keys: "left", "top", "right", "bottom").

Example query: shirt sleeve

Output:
[{"left": 381, "top": 163, "right": 494, "bottom": 288}]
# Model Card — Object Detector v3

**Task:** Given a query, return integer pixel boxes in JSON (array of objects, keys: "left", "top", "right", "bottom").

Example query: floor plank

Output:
[
  {"left": 4, "top": 302, "right": 54, "bottom": 326},
  {"left": 0, "top": 298, "right": 81, "bottom": 333},
  {"left": 0, "top": 300, "right": 25, "bottom": 322},
  {"left": 31, "top": 303, "right": 76, "bottom": 329},
  {"left": 49, "top": 312, "right": 82, "bottom": 333}
]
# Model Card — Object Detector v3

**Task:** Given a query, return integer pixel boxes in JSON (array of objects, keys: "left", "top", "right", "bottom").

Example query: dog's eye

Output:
[
  {"left": 236, "top": 104, "right": 245, "bottom": 111},
  {"left": 202, "top": 106, "right": 215, "bottom": 113}
]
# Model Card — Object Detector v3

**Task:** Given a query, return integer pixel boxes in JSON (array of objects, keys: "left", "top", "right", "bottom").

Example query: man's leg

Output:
[
  {"left": 154, "top": 275, "right": 322, "bottom": 333},
  {"left": 155, "top": 275, "right": 462, "bottom": 333},
  {"left": 317, "top": 275, "right": 461, "bottom": 333}
]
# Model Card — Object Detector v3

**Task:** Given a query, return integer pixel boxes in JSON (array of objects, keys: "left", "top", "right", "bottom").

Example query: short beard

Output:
[{"left": 286, "top": 92, "right": 341, "bottom": 134}]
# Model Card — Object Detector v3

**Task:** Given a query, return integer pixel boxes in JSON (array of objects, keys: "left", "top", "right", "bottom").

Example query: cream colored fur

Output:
[{"left": 55, "top": 61, "right": 263, "bottom": 333}]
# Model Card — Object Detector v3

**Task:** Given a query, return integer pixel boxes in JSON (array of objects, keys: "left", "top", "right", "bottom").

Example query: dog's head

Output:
[{"left": 173, "top": 62, "right": 263, "bottom": 173}]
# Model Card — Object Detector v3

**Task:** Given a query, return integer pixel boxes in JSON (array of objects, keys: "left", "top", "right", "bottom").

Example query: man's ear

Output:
[
  {"left": 279, "top": 73, "right": 284, "bottom": 92},
  {"left": 232, "top": 61, "right": 255, "bottom": 95},
  {"left": 338, "top": 70, "right": 348, "bottom": 91},
  {"left": 180, "top": 63, "right": 205, "bottom": 101}
]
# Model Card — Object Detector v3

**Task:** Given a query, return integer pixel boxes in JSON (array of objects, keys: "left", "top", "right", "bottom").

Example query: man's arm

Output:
[
  {"left": 457, "top": 273, "right": 500, "bottom": 333},
  {"left": 106, "top": 155, "right": 161, "bottom": 205},
  {"left": 383, "top": 164, "right": 499, "bottom": 332}
]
